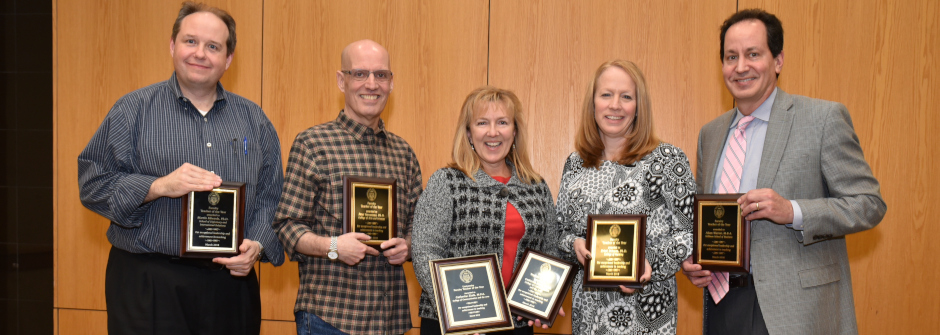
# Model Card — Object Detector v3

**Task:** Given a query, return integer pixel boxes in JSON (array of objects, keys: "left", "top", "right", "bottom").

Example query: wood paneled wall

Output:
[{"left": 53, "top": 0, "right": 939, "bottom": 334}]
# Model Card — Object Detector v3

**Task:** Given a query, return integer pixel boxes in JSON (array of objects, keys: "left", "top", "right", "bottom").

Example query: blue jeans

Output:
[{"left": 295, "top": 311, "right": 348, "bottom": 335}]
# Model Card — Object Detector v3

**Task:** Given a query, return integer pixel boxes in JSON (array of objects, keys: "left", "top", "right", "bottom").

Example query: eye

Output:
[
  {"left": 185, "top": 39, "right": 196, "bottom": 44},
  {"left": 600, "top": 93, "right": 612, "bottom": 97},
  {"left": 208, "top": 44, "right": 218, "bottom": 50},
  {"left": 621, "top": 94, "right": 633, "bottom": 100},
  {"left": 353, "top": 70, "right": 369, "bottom": 78},
  {"left": 498, "top": 120, "right": 510, "bottom": 125},
  {"left": 476, "top": 120, "right": 487, "bottom": 126},
  {"left": 374, "top": 71, "right": 387, "bottom": 79},
  {"left": 727, "top": 55, "right": 737, "bottom": 61}
]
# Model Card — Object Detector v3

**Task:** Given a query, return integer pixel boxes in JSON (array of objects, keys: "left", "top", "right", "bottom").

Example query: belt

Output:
[
  {"left": 728, "top": 274, "right": 751, "bottom": 287},
  {"left": 144, "top": 252, "right": 228, "bottom": 271}
]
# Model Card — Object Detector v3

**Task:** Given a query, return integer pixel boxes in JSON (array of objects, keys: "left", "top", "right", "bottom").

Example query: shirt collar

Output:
[
  {"left": 731, "top": 87, "right": 776, "bottom": 128},
  {"left": 167, "top": 72, "right": 228, "bottom": 104},
  {"left": 336, "top": 110, "right": 388, "bottom": 145},
  {"left": 472, "top": 159, "right": 521, "bottom": 187}
]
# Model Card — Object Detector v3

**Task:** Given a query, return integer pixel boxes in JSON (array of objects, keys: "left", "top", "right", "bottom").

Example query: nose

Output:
[
  {"left": 735, "top": 59, "right": 748, "bottom": 73},
  {"left": 194, "top": 44, "right": 207, "bottom": 59},
  {"left": 364, "top": 73, "right": 378, "bottom": 89},
  {"left": 486, "top": 124, "right": 499, "bottom": 137},
  {"left": 610, "top": 98, "right": 622, "bottom": 110}
]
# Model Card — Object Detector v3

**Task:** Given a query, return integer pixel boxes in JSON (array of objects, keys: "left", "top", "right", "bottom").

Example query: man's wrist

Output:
[
  {"left": 255, "top": 240, "right": 265, "bottom": 261},
  {"left": 327, "top": 236, "right": 339, "bottom": 260}
]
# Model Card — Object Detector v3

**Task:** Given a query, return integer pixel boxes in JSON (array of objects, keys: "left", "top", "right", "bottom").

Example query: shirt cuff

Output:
[{"left": 785, "top": 200, "right": 804, "bottom": 231}]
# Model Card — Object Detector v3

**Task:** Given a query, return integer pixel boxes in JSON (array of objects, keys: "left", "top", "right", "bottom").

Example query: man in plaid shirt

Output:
[{"left": 273, "top": 40, "right": 422, "bottom": 335}]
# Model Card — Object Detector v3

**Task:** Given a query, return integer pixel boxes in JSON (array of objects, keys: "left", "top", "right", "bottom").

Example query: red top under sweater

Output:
[{"left": 492, "top": 176, "right": 524, "bottom": 288}]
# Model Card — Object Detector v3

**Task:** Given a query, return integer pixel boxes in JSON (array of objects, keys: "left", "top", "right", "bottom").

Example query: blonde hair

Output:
[
  {"left": 575, "top": 60, "right": 660, "bottom": 168},
  {"left": 448, "top": 86, "right": 542, "bottom": 184}
]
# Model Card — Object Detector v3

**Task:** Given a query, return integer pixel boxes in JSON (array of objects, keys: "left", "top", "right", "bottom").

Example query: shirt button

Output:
[
  {"left": 206, "top": 142, "right": 212, "bottom": 148},
  {"left": 204, "top": 117, "right": 208, "bottom": 122}
]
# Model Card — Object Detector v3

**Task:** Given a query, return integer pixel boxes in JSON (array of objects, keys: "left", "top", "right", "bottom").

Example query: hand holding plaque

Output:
[
  {"left": 693, "top": 194, "right": 750, "bottom": 273},
  {"left": 429, "top": 254, "right": 514, "bottom": 335},
  {"left": 180, "top": 182, "right": 246, "bottom": 258},
  {"left": 506, "top": 249, "right": 575, "bottom": 327},
  {"left": 583, "top": 214, "right": 647, "bottom": 288},
  {"left": 343, "top": 176, "right": 397, "bottom": 250}
]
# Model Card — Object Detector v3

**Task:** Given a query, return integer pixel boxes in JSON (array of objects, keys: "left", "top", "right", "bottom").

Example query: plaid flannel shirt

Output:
[{"left": 273, "top": 110, "right": 422, "bottom": 334}]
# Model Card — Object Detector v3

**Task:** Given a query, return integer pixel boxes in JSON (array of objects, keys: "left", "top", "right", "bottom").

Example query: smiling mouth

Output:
[
  {"left": 605, "top": 116, "right": 625, "bottom": 120},
  {"left": 484, "top": 141, "right": 502, "bottom": 148},
  {"left": 360, "top": 94, "right": 379, "bottom": 100},
  {"left": 735, "top": 78, "right": 756, "bottom": 83}
]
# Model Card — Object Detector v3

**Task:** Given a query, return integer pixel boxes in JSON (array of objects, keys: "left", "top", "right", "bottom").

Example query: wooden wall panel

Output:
[
  {"left": 488, "top": 1, "right": 735, "bottom": 333},
  {"left": 53, "top": 1, "right": 939, "bottom": 334},
  {"left": 739, "top": 0, "right": 940, "bottom": 334},
  {"left": 259, "top": 0, "right": 489, "bottom": 326},
  {"left": 54, "top": 0, "right": 262, "bottom": 310},
  {"left": 57, "top": 309, "right": 107, "bottom": 335}
]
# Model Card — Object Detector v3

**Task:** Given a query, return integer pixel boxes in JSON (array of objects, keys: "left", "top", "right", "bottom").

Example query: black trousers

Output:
[
  {"left": 705, "top": 274, "right": 769, "bottom": 335},
  {"left": 420, "top": 317, "right": 533, "bottom": 335},
  {"left": 105, "top": 246, "right": 261, "bottom": 335}
]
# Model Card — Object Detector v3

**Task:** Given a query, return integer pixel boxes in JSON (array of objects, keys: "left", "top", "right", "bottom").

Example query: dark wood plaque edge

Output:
[
  {"left": 692, "top": 193, "right": 750, "bottom": 273},
  {"left": 180, "top": 181, "right": 246, "bottom": 259},
  {"left": 429, "top": 254, "right": 515, "bottom": 335},
  {"left": 506, "top": 248, "right": 576, "bottom": 327},
  {"left": 342, "top": 175, "right": 398, "bottom": 250},
  {"left": 583, "top": 214, "right": 647, "bottom": 288}
]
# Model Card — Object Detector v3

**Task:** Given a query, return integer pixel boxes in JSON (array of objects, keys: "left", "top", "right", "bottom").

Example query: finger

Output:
[
  {"left": 559, "top": 308, "right": 566, "bottom": 317},
  {"left": 354, "top": 233, "right": 373, "bottom": 241},
  {"left": 619, "top": 285, "right": 636, "bottom": 294},
  {"left": 383, "top": 247, "right": 405, "bottom": 258},
  {"left": 213, "top": 257, "right": 234, "bottom": 265},
  {"left": 365, "top": 247, "right": 380, "bottom": 256}
]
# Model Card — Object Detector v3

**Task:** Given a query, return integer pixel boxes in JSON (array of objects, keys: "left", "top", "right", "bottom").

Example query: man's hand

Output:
[
  {"left": 680, "top": 256, "right": 712, "bottom": 288},
  {"left": 619, "top": 258, "right": 652, "bottom": 294},
  {"left": 380, "top": 237, "right": 410, "bottom": 265},
  {"left": 739, "top": 188, "right": 794, "bottom": 224},
  {"left": 213, "top": 239, "right": 262, "bottom": 277},
  {"left": 146, "top": 163, "right": 222, "bottom": 202},
  {"left": 336, "top": 232, "right": 380, "bottom": 265},
  {"left": 573, "top": 238, "right": 590, "bottom": 266}
]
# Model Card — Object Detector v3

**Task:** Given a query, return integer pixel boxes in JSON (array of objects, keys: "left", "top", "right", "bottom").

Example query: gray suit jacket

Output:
[{"left": 696, "top": 89, "right": 886, "bottom": 335}]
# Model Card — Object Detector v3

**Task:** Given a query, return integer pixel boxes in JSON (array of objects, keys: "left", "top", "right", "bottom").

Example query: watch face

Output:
[{"left": 328, "top": 251, "right": 338, "bottom": 260}]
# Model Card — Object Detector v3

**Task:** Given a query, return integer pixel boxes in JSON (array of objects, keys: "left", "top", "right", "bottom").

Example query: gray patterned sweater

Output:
[
  {"left": 557, "top": 143, "right": 695, "bottom": 335},
  {"left": 412, "top": 165, "right": 559, "bottom": 326}
]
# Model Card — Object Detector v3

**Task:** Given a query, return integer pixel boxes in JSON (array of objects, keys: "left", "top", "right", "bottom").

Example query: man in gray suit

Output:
[{"left": 680, "top": 9, "right": 887, "bottom": 334}]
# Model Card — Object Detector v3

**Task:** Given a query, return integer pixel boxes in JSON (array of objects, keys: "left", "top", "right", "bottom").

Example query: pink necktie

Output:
[{"left": 708, "top": 115, "right": 755, "bottom": 304}]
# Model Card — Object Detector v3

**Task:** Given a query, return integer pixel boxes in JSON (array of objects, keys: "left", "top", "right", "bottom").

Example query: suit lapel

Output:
[
  {"left": 703, "top": 111, "right": 737, "bottom": 193},
  {"left": 757, "top": 89, "right": 795, "bottom": 189}
]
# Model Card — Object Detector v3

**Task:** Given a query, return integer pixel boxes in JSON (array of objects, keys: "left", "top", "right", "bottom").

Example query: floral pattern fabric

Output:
[{"left": 557, "top": 143, "right": 695, "bottom": 335}]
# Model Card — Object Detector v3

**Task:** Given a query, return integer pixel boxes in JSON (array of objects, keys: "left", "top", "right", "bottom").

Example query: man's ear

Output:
[
  {"left": 337, "top": 70, "right": 346, "bottom": 92},
  {"left": 774, "top": 50, "right": 784, "bottom": 75}
]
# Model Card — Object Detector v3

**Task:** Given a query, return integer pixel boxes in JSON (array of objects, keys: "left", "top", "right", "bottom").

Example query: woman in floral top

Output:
[{"left": 557, "top": 60, "right": 695, "bottom": 335}]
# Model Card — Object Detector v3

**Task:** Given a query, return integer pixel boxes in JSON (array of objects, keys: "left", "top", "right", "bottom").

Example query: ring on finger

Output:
[{"left": 756, "top": 202, "right": 760, "bottom": 211}]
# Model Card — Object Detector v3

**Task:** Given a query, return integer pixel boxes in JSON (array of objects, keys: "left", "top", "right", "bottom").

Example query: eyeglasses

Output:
[{"left": 341, "top": 69, "right": 393, "bottom": 83}]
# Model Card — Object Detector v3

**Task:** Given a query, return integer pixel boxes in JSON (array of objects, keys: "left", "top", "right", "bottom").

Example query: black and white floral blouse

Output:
[{"left": 557, "top": 143, "right": 695, "bottom": 335}]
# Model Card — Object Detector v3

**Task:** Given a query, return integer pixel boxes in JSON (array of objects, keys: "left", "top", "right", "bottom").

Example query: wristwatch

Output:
[
  {"left": 255, "top": 240, "right": 265, "bottom": 261},
  {"left": 328, "top": 236, "right": 339, "bottom": 260}
]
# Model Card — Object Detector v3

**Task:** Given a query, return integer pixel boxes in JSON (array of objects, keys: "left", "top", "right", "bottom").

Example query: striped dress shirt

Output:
[
  {"left": 274, "top": 110, "right": 422, "bottom": 334},
  {"left": 78, "top": 73, "right": 285, "bottom": 265}
]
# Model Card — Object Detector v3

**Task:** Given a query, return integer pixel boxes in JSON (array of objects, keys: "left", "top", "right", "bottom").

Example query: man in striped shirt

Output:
[
  {"left": 77, "top": 3, "right": 283, "bottom": 334},
  {"left": 274, "top": 40, "right": 423, "bottom": 335}
]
